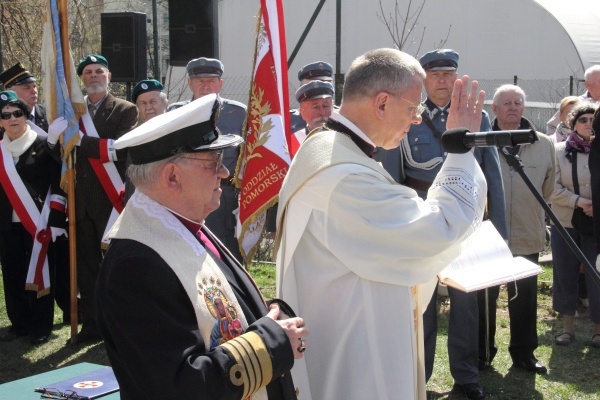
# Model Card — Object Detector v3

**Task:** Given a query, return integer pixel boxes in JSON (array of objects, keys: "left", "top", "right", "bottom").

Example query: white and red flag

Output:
[{"left": 235, "top": 0, "right": 291, "bottom": 264}]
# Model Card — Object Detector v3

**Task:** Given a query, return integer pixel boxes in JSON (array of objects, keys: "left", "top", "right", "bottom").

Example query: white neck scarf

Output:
[{"left": 3, "top": 126, "right": 37, "bottom": 160}]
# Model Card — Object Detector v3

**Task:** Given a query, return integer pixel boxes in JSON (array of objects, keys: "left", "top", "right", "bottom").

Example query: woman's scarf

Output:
[
  {"left": 565, "top": 131, "right": 591, "bottom": 161},
  {"left": 2, "top": 125, "right": 36, "bottom": 161}
]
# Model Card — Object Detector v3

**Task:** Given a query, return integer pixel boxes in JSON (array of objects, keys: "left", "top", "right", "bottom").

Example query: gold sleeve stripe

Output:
[{"left": 221, "top": 331, "right": 273, "bottom": 399}]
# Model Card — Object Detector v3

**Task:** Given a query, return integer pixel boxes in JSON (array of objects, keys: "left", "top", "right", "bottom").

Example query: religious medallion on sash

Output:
[{"left": 198, "top": 276, "right": 244, "bottom": 350}]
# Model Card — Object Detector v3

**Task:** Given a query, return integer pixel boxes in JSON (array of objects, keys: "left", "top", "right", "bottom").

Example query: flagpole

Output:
[{"left": 58, "top": 0, "right": 79, "bottom": 344}]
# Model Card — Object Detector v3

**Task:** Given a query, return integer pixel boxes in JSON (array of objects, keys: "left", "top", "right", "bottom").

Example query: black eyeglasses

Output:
[
  {"left": 41, "top": 387, "right": 78, "bottom": 399},
  {"left": 0, "top": 110, "right": 25, "bottom": 120},
  {"left": 576, "top": 116, "right": 594, "bottom": 124}
]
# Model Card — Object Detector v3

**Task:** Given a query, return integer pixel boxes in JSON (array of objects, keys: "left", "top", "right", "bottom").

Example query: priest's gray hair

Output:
[
  {"left": 127, "top": 153, "right": 187, "bottom": 187},
  {"left": 342, "top": 48, "right": 425, "bottom": 101}
]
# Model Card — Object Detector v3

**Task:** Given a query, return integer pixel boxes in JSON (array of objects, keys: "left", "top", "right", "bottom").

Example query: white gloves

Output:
[
  {"left": 50, "top": 227, "right": 68, "bottom": 242},
  {"left": 47, "top": 117, "right": 68, "bottom": 145}
]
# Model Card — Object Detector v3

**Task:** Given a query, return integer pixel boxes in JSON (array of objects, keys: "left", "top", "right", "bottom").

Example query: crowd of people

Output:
[{"left": 0, "top": 49, "right": 598, "bottom": 399}]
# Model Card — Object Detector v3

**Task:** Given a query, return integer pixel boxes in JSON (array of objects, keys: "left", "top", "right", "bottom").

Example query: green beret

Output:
[
  {"left": 132, "top": 79, "right": 164, "bottom": 103},
  {"left": 77, "top": 54, "right": 109, "bottom": 76},
  {"left": 0, "top": 90, "right": 19, "bottom": 110}
]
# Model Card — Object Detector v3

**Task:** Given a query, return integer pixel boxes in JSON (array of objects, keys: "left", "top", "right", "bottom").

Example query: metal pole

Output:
[
  {"left": 569, "top": 76, "right": 573, "bottom": 96},
  {"left": 335, "top": 0, "right": 343, "bottom": 105},
  {"left": 0, "top": 5, "right": 3, "bottom": 73},
  {"left": 287, "top": 0, "right": 327, "bottom": 68},
  {"left": 152, "top": 0, "right": 160, "bottom": 79}
]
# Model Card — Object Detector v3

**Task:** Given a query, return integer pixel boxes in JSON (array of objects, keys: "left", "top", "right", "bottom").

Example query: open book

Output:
[{"left": 438, "top": 221, "right": 543, "bottom": 292}]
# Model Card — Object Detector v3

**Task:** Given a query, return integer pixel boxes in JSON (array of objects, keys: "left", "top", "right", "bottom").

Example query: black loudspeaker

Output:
[
  {"left": 101, "top": 12, "right": 147, "bottom": 82},
  {"left": 168, "top": 0, "right": 218, "bottom": 67}
]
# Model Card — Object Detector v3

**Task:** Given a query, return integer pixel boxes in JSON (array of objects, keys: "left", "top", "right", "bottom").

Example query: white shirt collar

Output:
[{"left": 331, "top": 111, "right": 376, "bottom": 147}]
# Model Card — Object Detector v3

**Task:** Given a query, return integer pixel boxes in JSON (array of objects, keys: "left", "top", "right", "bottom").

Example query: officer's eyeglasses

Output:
[
  {"left": 0, "top": 110, "right": 25, "bottom": 120},
  {"left": 179, "top": 151, "right": 225, "bottom": 174}
]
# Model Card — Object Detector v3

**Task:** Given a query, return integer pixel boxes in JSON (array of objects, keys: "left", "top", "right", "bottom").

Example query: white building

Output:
[{"left": 106, "top": 0, "right": 600, "bottom": 127}]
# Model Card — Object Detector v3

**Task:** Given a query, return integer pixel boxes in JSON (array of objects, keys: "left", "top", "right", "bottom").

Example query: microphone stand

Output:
[{"left": 499, "top": 148, "right": 600, "bottom": 290}]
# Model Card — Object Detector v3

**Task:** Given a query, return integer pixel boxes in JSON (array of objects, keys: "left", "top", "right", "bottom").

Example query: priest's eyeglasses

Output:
[
  {"left": 399, "top": 96, "right": 426, "bottom": 117},
  {"left": 179, "top": 151, "right": 225, "bottom": 174},
  {"left": 383, "top": 91, "right": 425, "bottom": 117}
]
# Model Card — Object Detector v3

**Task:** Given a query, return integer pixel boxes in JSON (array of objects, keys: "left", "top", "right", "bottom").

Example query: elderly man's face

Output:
[
  {"left": 12, "top": 82, "right": 38, "bottom": 110},
  {"left": 423, "top": 70, "right": 457, "bottom": 106},
  {"left": 177, "top": 150, "right": 228, "bottom": 220},
  {"left": 492, "top": 91, "right": 525, "bottom": 128},
  {"left": 137, "top": 91, "right": 167, "bottom": 123},
  {"left": 299, "top": 97, "right": 333, "bottom": 130},
  {"left": 188, "top": 76, "right": 223, "bottom": 99},
  {"left": 81, "top": 64, "right": 111, "bottom": 95},
  {"left": 585, "top": 73, "right": 600, "bottom": 101}
]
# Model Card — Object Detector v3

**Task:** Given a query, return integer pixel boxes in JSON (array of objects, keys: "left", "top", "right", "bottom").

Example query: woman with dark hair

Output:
[
  {"left": 550, "top": 101, "right": 600, "bottom": 348},
  {"left": 0, "top": 91, "right": 67, "bottom": 345}
]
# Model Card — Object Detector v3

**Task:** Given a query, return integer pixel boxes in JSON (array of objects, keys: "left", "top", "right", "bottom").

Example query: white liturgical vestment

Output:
[{"left": 275, "top": 113, "right": 487, "bottom": 400}]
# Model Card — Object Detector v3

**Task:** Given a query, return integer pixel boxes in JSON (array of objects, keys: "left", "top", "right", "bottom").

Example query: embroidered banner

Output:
[{"left": 234, "top": 0, "right": 291, "bottom": 264}]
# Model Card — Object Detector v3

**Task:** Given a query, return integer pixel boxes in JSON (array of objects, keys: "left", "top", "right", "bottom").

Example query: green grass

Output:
[{"left": 2, "top": 263, "right": 599, "bottom": 399}]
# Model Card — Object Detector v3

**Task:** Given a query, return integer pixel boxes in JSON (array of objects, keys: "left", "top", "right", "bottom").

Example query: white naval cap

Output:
[{"left": 115, "top": 94, "right": 242, "bottom": 165}]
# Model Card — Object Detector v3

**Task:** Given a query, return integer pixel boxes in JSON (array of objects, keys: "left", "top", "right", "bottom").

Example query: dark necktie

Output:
[
  {"left": 88, "top": 104, "right": 96, "bottom": 119},
  {"left": 28, "top": 113, "right": 34, "bottom": 122}
]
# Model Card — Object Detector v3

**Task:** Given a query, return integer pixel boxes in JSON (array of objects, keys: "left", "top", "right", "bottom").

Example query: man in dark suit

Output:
[
  {"left": 0, "top": 63, "right": 49, "bottom": 132},
  {"left": 72, "top": 54, "right": 137, "bottom": 343}
]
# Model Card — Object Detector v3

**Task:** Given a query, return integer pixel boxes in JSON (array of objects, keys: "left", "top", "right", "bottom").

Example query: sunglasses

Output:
[
  {"left": 576, "top": 116, "right": 594, "bottom": 124},
  {"left": 0, "top": 110, "right": 25, "bottom": 120}
]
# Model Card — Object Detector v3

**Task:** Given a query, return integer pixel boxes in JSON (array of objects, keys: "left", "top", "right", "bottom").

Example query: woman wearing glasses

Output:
[
  {"left": 550, "top": 102, "right": 600, "bottom": 348},
  {"left": 0, "top": 91, "right": 66, "bottom": 345}
]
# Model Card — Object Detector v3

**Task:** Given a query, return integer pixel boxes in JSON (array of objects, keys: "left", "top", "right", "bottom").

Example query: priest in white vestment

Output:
[{"left": 275, "top": 49, "right": 488, "bottom": 400}]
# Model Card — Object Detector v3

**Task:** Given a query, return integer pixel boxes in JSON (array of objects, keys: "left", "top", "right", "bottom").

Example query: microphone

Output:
[{"left": 441, "top": 128, "right": 539, "bottom": 154}]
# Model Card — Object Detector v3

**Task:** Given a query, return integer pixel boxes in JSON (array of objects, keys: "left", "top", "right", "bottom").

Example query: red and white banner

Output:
[{"left": 235, "top": 0, "right": 291, "bottom": 263}]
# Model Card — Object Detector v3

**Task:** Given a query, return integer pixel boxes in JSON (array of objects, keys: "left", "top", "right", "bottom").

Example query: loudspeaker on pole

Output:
[
  {"left": 101, "top": 12, "right": 148, "bottom": 83},
  {"left": 168, "top": 0, "right": 218, "bottom": 66}
]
